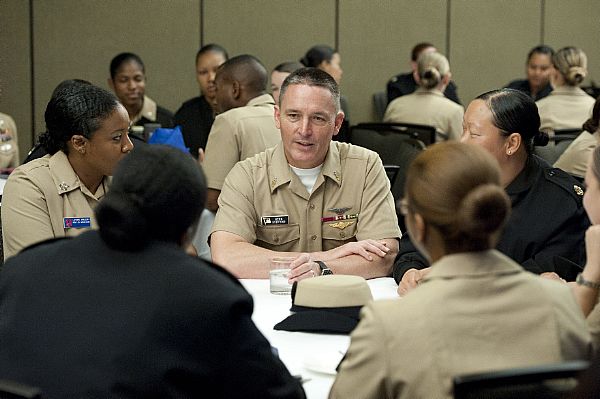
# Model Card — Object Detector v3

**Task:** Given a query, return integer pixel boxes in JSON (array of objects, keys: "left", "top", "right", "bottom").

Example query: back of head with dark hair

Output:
[
  {"left": 196, "top": 43, "right": 229, "bottom": 65},
  {"left": 411, "top": 42, "right": 435, "bottom": 62},
  {"left": 40, "top": 83, "right": 120, "bottom": 155},
  {"left": 279, "top": 67, "right": 340, "bottom": 111},
  {"left": 476, "top": 88, "right": 547, "bottom": 153},
  {"left": 110, "top": 52, "right": 145, "bottom": 79},
  {"left": 527, "top": 45, "right": 554, "bottom": 62},
  {"left": 405, "top": 141, "right": 511, "bottom": 253},
  {"left": 300, "top": 45, "right": 336, "bottom": 67},
  {"left": 273, "top": 61, "right": 304, "bottom": 74},
  {"left": 583, "top": 97, "right": 600, "bottom": 134},
  {"left": 217, "top": 54, "right": 268, "bottom": 95},
  {"left": 95, "top": 145, "right": 207, "bottom": 251}
]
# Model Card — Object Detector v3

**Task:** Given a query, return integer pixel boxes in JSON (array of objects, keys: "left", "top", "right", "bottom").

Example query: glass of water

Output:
[{"left": 269, "top": 257, "right": 295, "bottom": 294}]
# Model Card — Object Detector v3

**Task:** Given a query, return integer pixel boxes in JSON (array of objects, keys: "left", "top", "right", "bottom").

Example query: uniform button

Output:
[
  {"left": 311, "top": 235, "right": 317, "bottom": 240},
  {"left": 340, "top": 232, "right": 346, "bottom": 238},
  {"left": 549, "top": 170, "right": 555, "bottom": 176},
  {"left": 309, "top": 203, "right": 315, "bottom": 210}
]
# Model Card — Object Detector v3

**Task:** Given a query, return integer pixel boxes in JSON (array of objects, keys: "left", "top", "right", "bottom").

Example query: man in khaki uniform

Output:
[
  {"left": 203, "top": 54, "right": 280, "bottom": 212},
  {"left": 210, "top": 68, "right": 400, "bottom": 279}
]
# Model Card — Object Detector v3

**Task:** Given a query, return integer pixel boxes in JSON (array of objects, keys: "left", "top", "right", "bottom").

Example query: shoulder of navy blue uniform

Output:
[{"left": 544, "top": 167, "right": 585, "bottom": 204}]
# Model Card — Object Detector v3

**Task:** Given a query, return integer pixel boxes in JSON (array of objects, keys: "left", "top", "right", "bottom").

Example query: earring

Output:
[{"left": 507, "top": 150, "right": 512, "bottom": 155}]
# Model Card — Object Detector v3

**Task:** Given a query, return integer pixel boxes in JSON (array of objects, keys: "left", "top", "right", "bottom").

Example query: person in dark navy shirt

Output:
[
  {"left": 0, "top": 145, "right": 304, "bottom": 399},
  {"left": 395, "top": 89, "right": 589, "bottom": 294},
  {"left": 505, "top": 45, "right": 554, "bottom": 101},
  {"left": 174, "top": 44, "right": 228, "bottom": 158}
]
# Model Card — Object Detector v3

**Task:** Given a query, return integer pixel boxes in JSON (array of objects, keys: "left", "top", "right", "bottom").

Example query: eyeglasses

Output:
[{"left": 284, "top": 113, "right": 332, "bottom": 127}]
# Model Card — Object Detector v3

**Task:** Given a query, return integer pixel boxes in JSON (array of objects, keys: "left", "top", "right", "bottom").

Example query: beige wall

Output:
[
  {"left": 4, "top": 0, "right": 600, "bottom": 160},
  {"left": 1, "top": 0, "right": 32, "bottom": 159}
]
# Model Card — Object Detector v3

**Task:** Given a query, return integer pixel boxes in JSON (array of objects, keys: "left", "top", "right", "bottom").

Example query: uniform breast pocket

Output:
[
  {"left": 322, "top": 221, "right": 358, "bottom": 251},
  {"left": 256, "top": 224, "right": 300, "bottom": 251}
]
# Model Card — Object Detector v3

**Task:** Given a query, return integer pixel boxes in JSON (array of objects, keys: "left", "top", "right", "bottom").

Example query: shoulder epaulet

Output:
[{"left": 544, "top": 167, "right": 585, "bottom": 203}]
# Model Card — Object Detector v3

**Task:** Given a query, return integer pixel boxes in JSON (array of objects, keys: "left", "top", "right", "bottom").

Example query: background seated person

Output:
[
  {"left": 329, "top": 142, "right": 591, "bottom": 399},
  {"left": 174, "top": 43, "right": 228, "bottom": 158},
  {"left": 505, "top": 45, "right": 554, "bottom": 101},
  {"left": 395, "top": 89, "right": 589, "bottom": 292},
  {"left": 0, "top": 145, "right": 304, "bottom": 399},
  {"left": 210, "top": 68, "right": 400, "bottom": 280},
  {"left": 271, "top": 61, "right": 304, "bottom": 104},
  {"left": 384, "top": 51, "right": 463, "bottom": 141},
  {"left": 203, "top": 54, "right": 280, "bottom": 212},
  {"left": 387, "top": 42, "right": 461, "bottom": 105},
  {"left": 2, "top": 83, "right": 133, "bottom": 260},
  {"left": 555, "top": 96, "right": 600, "bottom": 179},
  {"left": 536, "top": 46, "right": 595, "bottom": 133},
  {"left": 108, "top": 52, "right": 174, "bottom": 134}
]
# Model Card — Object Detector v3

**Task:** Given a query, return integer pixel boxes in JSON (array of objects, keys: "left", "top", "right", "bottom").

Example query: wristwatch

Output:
[
  {"left": 315, "top": 261, "right": 333, "bottom": 276},
  {"left": 576, "top": 273, "right": 600, "bottom": 290}
]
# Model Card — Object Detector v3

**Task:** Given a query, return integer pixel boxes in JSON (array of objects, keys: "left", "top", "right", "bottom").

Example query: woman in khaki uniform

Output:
[
  {"left": 1, "top": 83, "right": 133, "bottom": 260},
  {"left": 536, "top": 46, "right": 595, "bottom": 133},
  {"left": 383, "top": 52, "right": 464, "bottom": 141},
  {"left": 330, "top": 142, "right": 590, "bottom": 399}
]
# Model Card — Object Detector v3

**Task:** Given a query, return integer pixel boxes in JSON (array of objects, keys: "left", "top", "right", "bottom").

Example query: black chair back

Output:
[
  {"left": 372, "top": 91, "right": 388, "bottom": 122},
  {"left": 453, "top": 361, "right": 589, "bottom": 399},
  {"left": 351, "top": 122, "right": 436, "bottom": 146},
  {"left": 533, "top": 129, "right": 582, "bottom": 166}
]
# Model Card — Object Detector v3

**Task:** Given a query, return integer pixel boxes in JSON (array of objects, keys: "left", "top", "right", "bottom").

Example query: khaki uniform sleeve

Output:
[
  {"left": 2, "top": 168, "right": 54, "bottom": 259},
  {"left": 356, "top": 152, "right": 401, "bottom": 241},
  {"left": 210, "top": 162, "right": 258, "bottom": 244},
  {"left": 447, "top": 105, "right": 464, "bottom": 141},
  {"left": 203, "top": 115, "right": 240, "bottom": 190},
  {"left": 330, "top": 304, "right": 396, "bottom": 399}
]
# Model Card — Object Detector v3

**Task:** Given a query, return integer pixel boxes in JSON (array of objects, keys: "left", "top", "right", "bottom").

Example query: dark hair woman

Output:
[
  {"left": 2, "top": 83, "right": 133, "bottom": 259},
  {"left": 174, "top": 44, "right": 229, "bottom": 158},
  {"left": 331, "top": 141, "right": 590, "bottom": 399},
  {"left": 395, "top": 88, "right": 589, "bottom": 292},
  {"left": 0, "top": 145, "right": 305, "bottom": 399},
  {"left": 108, "top": 52, "right": 174, "bottom": 131},
  {"left": 505, "top": 45, "right": 555, "bottom": 100}
]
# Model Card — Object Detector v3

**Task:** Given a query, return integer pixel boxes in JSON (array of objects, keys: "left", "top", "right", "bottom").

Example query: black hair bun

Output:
[
  {"left": 533, "top": 130, "right": 549, "bottom": 147},
  {"left": 96, "top": 192, "right": 149, "bottom": 251}
]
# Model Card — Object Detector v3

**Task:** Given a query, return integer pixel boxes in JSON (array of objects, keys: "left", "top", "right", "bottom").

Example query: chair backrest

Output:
[
  {"left": 349, "top": 123, "right": 425, "bottom": 221},
  {"left": 0, "top": 380, "right": 42, "bottom": 399},
  {"left": 453, "top": 361, "right": 589, "bottom": 399},
  {"left": 533, "top": 129, "right": 582, "bottom": 165},
  {"left": 372, "top": 91, "right": 388, "bottom": 122},
  {"left": 383, "top": 165, "right": 400, "bottom": 187},
  {"left": 352, "top": 122, "right": 437, "bottom": 146}
]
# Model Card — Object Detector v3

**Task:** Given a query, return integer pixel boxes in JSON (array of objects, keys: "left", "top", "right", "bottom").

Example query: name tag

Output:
[
  {"left": 63, "top": 217, "right": 91, "bottom": 229},
  {"left": 262, "top": 215, "right": 289, "bottom": 225}
]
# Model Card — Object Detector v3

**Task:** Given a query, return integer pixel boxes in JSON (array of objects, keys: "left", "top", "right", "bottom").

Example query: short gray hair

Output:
[{"left": 279, "top": 67, "right": 340, "bottom": 111}]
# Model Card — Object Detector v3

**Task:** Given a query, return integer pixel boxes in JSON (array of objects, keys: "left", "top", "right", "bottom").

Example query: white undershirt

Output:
[{"left": 290, "top": 164, "right": 323, "bottom": 194}]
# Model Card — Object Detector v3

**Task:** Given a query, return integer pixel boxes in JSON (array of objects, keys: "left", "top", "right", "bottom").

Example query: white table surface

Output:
[{"left": 241, "top": 277, "right": 400, "bottom": 399}]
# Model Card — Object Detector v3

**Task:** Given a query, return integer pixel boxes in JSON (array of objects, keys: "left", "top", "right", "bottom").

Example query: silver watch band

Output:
[{"left": 576, "top": 273, "right": 600, "bottom": 290}]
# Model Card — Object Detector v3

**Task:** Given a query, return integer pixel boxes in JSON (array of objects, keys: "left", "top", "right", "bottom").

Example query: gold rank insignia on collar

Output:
[
  {"left": 58, "top": 182, "right": 70, "bottom": 192},
  {"left": 271, "top": 177, "right": 278, "bottom": 188},
  {"left": 574, "top": 185, "right": 584, "bottom": 196},
  {"left": 329, "top": 221, "right": 354, "bottom": 230},
  {"left": 333, "top": 171, "right": 340, "bottom": 181}
]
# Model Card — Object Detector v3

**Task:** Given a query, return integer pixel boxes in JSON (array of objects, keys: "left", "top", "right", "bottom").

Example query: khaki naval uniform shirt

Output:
[
  {"left": 536, "top": 86, "right": 595, "bottom": 132},
  {"left": 330, "top": 250, "right": 591, "bottom": 399},
  {"left": 211, "top": 141, "right": 400, "bottom": 253},
  {"left": 131, "top": 95, "right": 159, "bottom": 125},
  {"left": 204, "top": 94, "right": 280, "bottom": 190},
  {"left": 383, "top": 88, "right": 464, "bottom": 141},
  {"left": 554, "top": 130, "right": 599, "bottom": 178},
  {"left": 2, "top": 151, "right": 108, "bottom": 259}
]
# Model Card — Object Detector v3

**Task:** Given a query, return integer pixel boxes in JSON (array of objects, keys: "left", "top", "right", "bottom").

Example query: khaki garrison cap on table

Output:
[{"left": 274, "top": 275, "right": 373, "bottom": 334}]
